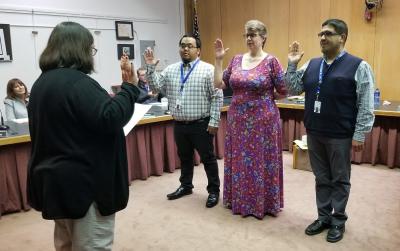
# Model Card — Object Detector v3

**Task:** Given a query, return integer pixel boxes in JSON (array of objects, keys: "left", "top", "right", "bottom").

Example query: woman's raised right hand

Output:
[
  {"left": 214, "top": 39, "right": 229, "bottom": 60},
  {"left": 120, "top": 54, "right": 138, "bottom": 85}
]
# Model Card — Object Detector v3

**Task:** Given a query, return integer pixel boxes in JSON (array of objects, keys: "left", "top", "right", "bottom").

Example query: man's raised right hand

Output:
[
  {"left": 143, "top": 47, "right": 160, "bottom": 66},
  {"left": 288, "top": 41, "right": 304, "bottom": 64}
]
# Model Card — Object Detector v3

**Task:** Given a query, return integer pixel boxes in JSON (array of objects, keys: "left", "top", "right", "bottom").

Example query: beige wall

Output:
[{"left": 185, "top": 0, "right": 399, "bottom": 100}]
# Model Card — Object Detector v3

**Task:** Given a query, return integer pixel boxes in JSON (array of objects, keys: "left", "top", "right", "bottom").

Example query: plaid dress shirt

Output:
[{"left": 146, "top": 58, "right": 223, "bottom": 127}]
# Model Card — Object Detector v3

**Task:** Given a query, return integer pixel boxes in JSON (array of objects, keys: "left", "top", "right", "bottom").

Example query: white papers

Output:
[
  {"left": 123, "top": 103, "right": 152, "bottom": 136},
  {"left": 143, "top": 113, "right": 156, "bottom": 118},
  {"left": 287, "top": 95, "right": 305, "bottom": 101},
  {"left": 150, "top": 101, "right": 168, "bottom": 111},
  {"left": 12, "top": 118, "right": 29, "bottom": 123},
  {"left": 294, "top": 140, "right": 308, "bottom": 150}
]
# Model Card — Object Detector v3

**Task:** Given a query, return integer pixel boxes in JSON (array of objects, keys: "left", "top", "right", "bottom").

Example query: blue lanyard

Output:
[
  {"left": 316, "top": 51, "right": 346, "bottom": 99},
  {"left": 180, "top": 59, "right": 200, "bottom": 93}
]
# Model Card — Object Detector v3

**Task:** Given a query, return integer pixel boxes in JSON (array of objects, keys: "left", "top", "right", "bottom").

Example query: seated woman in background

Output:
[{"left": 4, "top": 78, "right": 29, "bottom": 120}]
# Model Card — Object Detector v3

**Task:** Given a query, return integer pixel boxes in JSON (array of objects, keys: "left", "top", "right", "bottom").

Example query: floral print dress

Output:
[{"left": 223, "top": 54, "right": 288, "bottom": 219}]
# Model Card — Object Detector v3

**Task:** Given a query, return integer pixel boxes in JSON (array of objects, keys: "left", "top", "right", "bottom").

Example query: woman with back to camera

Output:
[
  {"left": 27, "top": 21, "right": 140, "bottom": 250},
  {"left": 214, "top": 20, "right": 288, "bottom": 219},
  {"left": 4, "top": 78, "right": 29, "bottom": 120}
]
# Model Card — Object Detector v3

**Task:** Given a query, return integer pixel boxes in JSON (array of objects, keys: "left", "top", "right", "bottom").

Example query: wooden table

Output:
[{"left": 1, "top": 99, "right": 399, "bottom": 217}]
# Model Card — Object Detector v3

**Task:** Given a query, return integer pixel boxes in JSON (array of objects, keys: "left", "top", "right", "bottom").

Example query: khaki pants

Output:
[{"left": 54, "top": 203, "right": 115, "bottom": 251}]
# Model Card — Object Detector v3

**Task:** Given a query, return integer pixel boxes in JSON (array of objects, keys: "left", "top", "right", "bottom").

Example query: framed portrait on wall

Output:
[
  {"left": 115, "top": 21, "right": 134, "bottom": 40},
  {"left": 0, "top": 24, "right": 12, "bottom": 61},
  {"left": 117, "top": 44, "right": 134, "bottom": 59}
]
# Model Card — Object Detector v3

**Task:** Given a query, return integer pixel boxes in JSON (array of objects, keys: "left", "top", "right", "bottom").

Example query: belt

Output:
[{"left": 175, "top": 117, "right": 209, "bottom": 125}]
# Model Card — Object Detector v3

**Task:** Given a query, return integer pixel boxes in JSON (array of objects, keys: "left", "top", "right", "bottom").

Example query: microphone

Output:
[{"left": 0, "top": 109, "right": 10, "bottom": 130}]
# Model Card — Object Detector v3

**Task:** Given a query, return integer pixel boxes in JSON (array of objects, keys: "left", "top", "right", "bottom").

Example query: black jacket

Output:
[{"left": 27, "top": 68, "right": 140, "bottom": 219}]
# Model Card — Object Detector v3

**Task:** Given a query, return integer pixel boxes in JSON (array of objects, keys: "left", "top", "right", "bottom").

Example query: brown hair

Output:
[
  {"left": 245, "top": 20, "right": 267, "bottom": 48},
  {"left": 136, "top": 67, "right": 146, "bottom": 75},
  {"left": 6, "top": 78, "right": 29, "bottom": 101},
  {"left": 39, "top": 21, "right": 94, "bottom": 74}
]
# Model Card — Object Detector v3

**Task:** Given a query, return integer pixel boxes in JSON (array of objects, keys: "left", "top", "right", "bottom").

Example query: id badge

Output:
[{"left": 314, "top": 101, "right": 321, "bottom": 113}]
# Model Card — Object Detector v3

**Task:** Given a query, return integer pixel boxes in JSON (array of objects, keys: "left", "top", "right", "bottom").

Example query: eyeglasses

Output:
[
  {"left": 91, "top": 47, "right": 98, "bottom": 56},
  {"left": 179, "top": 43, "right": 198, "bottom": 49},
  {"left": 317, "top": 31, "right": 340, "bottom": 38},
  {"left": 242, "top": 33, "right": 259, "bottom": 39}
]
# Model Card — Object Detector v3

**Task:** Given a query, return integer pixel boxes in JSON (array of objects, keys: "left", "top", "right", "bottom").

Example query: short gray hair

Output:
[{"left": 245, "top": 20, "right": 267, "bottom": 47}]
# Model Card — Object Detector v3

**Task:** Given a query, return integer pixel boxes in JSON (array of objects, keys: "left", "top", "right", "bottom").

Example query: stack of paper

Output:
[
  {"left": 294, "top": 139, "right": 308, "bottom": 150},
  {"left": 12, "top": 118, "right": 29, "bottom": 123},
  {"left": 287, "top": 95, "right": 305, "bottom": 101}
]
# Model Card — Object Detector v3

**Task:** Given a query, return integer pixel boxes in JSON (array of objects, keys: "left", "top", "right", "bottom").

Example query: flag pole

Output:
[{"left": 193, "top": 0, "right": 200, "bottom": 40}]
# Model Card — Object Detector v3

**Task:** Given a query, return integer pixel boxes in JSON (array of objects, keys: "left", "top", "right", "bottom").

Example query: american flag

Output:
[{"left": 193, "top": 0, "right": 200, "bottom": 40}]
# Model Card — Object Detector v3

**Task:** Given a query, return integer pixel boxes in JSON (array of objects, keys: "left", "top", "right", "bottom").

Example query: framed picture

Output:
[
  {"left": 115, "top": 21, "right": 134, "bottom": 40},
  {"left": 117, "top": 44, "right": 134, "bottom": 59},
  {"left": 0, "top": 24, "right": 12, "bottom": 61}
]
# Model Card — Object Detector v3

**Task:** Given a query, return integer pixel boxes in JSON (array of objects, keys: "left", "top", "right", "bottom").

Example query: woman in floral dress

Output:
[{"left": 214, "top": 20, "right": 288, "bottom": 219}]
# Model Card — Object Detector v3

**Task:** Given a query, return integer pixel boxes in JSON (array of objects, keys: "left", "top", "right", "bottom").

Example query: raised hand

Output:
[
  {"left": 143, "top": 47, "right": 160, "bottom": 66},
  {"left": 120, "top": 54, "right": 138, "bottom": 85},
  {"left": 288, "top": 41, "right": 304, "bottom": 64},
  {"left": 120, "top": 54, "right": 131, "bottom": 71},
  {"left": 214, "top": 39, "right": 229, "bottom": 60}
]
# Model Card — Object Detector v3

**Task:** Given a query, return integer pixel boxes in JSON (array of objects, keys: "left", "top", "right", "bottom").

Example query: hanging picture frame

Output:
[
  {"left": 0, "top": 24, "right": 12, "bottom": 62},
  {"left": 117, "top": 44, "right": 134, "bottom": 59},
  {"left": 115, "top": 21, "right": 134, "bottom": 40}
]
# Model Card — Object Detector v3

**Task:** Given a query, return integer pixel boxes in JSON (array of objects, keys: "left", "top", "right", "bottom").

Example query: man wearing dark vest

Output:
[{"left": 285, "top": 19, "right": 375, "bottom": 242}]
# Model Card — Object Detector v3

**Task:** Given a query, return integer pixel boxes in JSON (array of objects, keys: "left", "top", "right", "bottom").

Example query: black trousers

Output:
[
  {"left": 307, "top": 134, "right": 352, "bottom": 226},
  {"left": 173, "top": 118, "right": 220, "bottom": 194}
]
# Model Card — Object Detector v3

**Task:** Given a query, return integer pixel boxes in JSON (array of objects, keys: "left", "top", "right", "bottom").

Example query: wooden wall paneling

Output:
[
  {"left": 197, "top": 0, "right": 222, "bottom": 64},
  {"left": 184, "top": 0, "right": 194, "bottom": 34},
  {"left": 220, "top": 0, "right": 255, "bottom": 67},
  {"left": 186, "top": 0, "right": 400, "bottom": 101},
  {"left": 329, "top": 0, "right": 376, "bottom": 73},
  {"left": 254, "top": 0, "right": 290, "bottom": 66},
  {"left": 374, "top": 0, "right": 400, "bottom": 100},
  {"left": 288, "top": 0, "right": 331, "bottom": 65}
]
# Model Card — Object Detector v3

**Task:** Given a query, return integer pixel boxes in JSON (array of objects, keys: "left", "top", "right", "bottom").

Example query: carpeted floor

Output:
[{"left": 0, "top": 152, "right": 399, "bottom": 251}]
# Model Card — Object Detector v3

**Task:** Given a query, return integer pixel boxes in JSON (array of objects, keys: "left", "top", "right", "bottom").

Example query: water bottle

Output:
[
  {"left": 161, "top": 97, "right": 168, "bottom": 111},
  {"left": 374, "top": 88, "right": 380, "bottom": 107}
]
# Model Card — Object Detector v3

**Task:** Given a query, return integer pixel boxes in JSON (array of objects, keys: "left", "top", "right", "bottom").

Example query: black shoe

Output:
[
  {"left": 327, "top": 225, "right": 345, "bottom": 243},
  {"left": 305, "top": 220, "right": 331, "bottom": 236},
  {"left": 206, "top": 193, "right": 219, "bottom": 208},
  {"left": 166, "top": 186, "right": 192, "bottom": 200}
]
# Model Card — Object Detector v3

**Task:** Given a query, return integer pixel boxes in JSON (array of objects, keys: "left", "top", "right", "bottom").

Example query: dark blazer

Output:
[
  {"left": 27, "top": 68, "right": 140, "bottom": 219},
  {"left": 137, "top": 80, "right": 160, "bottom": 104},
  {"left": 137, "top": 81, "right": 152, "bottom": 103}
]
